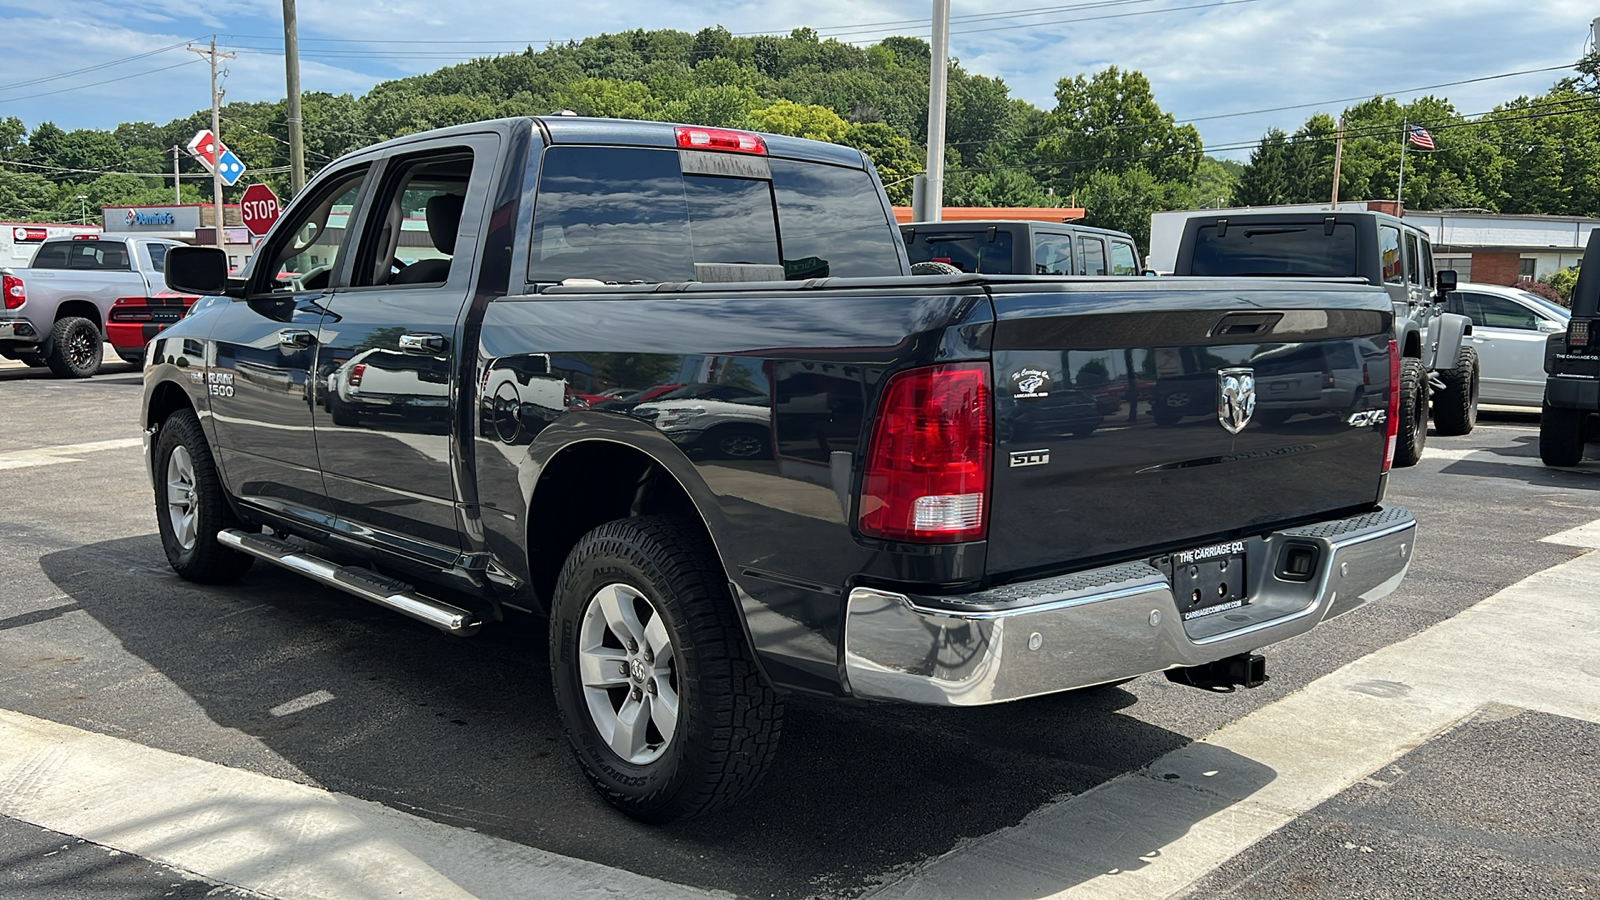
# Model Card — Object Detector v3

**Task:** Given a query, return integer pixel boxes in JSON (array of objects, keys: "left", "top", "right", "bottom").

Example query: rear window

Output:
[
  {"left": 904, "top": 230, "right": 1016, "bottom": 274},
  {"left": 1189, "top": 223, "right": 1358, "bottom": 278},
  {"left": 527, "top": 146, "right": 900, "bottom": 284},
  {"left": 30, "top": 240, "right": 132, "bottom": 271}
]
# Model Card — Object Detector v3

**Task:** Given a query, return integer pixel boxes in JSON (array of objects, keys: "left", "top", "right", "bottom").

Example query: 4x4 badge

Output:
[{"left": 1217, "top": 367, "right": 1255, "bottom": 434}]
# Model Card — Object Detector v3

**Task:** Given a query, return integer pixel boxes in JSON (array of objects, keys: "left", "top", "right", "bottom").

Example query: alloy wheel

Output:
[
  {"left": 166, "top": 445, "right": 199, "bottom": 551},
  {"left": 577, "top": 583, "right": 680, "bottom": 764}
]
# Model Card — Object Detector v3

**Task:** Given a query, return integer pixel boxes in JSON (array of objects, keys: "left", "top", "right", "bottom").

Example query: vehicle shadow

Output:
[
  {"left": 40, "top": 536, "right": 1277, "bottom": 899},
  {"left": 0, "top": 351, "right": 137, "bottom": 382}
]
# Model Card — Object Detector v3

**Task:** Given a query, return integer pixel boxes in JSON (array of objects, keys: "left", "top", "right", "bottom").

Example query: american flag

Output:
[{"left": 1407, "top": 124, "right": 1436, "bottom": 151}]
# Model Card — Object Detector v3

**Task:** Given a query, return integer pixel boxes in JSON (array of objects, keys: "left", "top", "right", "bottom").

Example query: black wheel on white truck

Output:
[
  {"left": 549, "top": 514, "right": 782, "bottom": 824},
  {"left": 44, "top": 316, "right": 102, "bottom": 378}
]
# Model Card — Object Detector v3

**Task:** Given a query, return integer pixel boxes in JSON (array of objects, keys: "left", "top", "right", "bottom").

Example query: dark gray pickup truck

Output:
[{"left": 144, "top": 116, "right": 1417, "bottom": 822}]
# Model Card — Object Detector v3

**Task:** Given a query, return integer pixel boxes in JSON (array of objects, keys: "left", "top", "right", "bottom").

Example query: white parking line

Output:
[
  {"left": 1422, "top": 446, "right": 1600, "bottom": 473},
  {"left": 269, "top": 690, "right": 336, "bottom": 717},
  {"left": 870, "top": 520, "right": 1600, "bottom": 900},
  {"left": 0, "top": 709, "right": 727, "bottom": 900},
  {"left": 0, "top": 437, "right": 143, "bottom": 470}
]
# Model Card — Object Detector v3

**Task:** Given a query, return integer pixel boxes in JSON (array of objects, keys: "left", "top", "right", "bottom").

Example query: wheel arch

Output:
[
  {"left": 1399, "top": 321, "right": 1423, "bottom": 359},
  {"left": 54, "top": 298, "right": 104, "bottom": 334},
  {"left": 523, "top": 433, "right": 733, "bottom": 617}
]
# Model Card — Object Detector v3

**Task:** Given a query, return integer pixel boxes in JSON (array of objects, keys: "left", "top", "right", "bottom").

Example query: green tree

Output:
[
  {"left": 747, "top": 100, "right": 849, "bottom": 141},
  {"left": 840, "top": 123, "right": 922, "bottom": 205}
]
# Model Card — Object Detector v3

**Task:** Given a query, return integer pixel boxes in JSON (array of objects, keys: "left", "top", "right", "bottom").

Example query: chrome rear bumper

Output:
[{"left": 842, "top": 507, "right": 1415, "bottom": 705}]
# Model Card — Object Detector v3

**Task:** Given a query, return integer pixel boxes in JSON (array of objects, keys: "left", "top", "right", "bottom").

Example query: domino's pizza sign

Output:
[
  {"left": 125, "top": 209, "right": 176, "bottom": 226},
  {"left": 187, "top": 128, "right": 247, "bottom": 187}
]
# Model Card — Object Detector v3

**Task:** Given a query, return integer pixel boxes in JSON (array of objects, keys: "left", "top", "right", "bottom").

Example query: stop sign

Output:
[{"left": 239, "top": 183, "right": 281, "bottom": 237}]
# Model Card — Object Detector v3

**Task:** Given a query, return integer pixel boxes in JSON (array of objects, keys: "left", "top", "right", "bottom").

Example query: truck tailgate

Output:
[{"left": 985, "top": 280, "right": 1392, "bottom": 577}]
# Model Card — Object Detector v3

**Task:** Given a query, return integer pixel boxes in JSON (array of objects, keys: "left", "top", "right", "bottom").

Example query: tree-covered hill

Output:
[{"left": 3, "top": 27, "right": 1597, "bottom": 248}]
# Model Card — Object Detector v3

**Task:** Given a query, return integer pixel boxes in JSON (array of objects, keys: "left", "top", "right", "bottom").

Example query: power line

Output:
[
  {"left": 0, "top": 39, "right": 198, "bottom": 92},
  {"left": 0, "top": 59, "right": 204, "bottom": 105}
]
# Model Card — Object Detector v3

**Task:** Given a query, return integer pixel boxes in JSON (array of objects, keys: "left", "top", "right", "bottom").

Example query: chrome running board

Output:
[{"left": 218, "top": 529, "right": 482, "bottom": 636}]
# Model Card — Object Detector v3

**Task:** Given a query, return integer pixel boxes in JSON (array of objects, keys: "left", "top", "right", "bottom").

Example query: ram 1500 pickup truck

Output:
[
  {"left": 145, "top": 117, "right": 1417, "bottom": 822},
  {"left": 1, "top": 234, "right": 183, "bottom": 376}
]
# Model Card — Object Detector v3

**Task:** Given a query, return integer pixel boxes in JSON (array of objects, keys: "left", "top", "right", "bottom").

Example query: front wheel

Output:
[
  {"left": 1431, "top": 347, "right": 1478, "bottom": 436},
  {"left": 1540, "top": 403, "right": 1587, "bottom": 467},
  {"left": 153, "top": 410, "right": 255, "bottom": 583},
  {"left": 550, "top": 515, "right": 782, "bottom": 823},
  {"left": 1392, "top": 357, "right": 1428, "bottom": 467}
]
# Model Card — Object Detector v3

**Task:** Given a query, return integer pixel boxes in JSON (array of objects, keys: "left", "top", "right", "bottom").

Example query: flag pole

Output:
[{"left": 1396, "top": 115, "right": 1407, "bottom": 212}]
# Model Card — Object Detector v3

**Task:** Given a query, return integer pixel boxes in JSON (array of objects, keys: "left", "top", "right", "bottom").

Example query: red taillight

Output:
[
  {"left": 1383, "top": 340, "right": 1400, "bottom": 473},
  {"left": 674, "top": 126, "right": 767, "bottom": 155},
  {"left": 3, "top": 273, "right": 24, "bottom": 310},
  {"left": 348, "top": 364, "right": 367, "bottom": 387},
  {"left": 859, "top": 363, "right": 992, "bottom": 543}
]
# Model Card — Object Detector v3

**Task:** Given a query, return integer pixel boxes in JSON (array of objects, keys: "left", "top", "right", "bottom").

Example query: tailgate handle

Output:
[{"left": 1211, "top": 312, "right": 1283, "bottom": 337}]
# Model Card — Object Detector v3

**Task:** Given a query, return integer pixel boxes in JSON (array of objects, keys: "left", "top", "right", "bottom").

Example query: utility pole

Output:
[
  {"left": 282, "top": 0, "right": 306, "bottom": 196},
  {"left": 922, "top": 0, "right": 951, "bottom": 222},
  {"left": 171, "top": 146, "right": 182, "bottom": 204},
  {"left": 189, "top": 38, "right": 235, "bottom": 250},
  {"left": 1396, "top": 115, "right": 1407, "bottom": 213},
  {"left": 1330, "top": 116, "right": 1344, "bottom": 208}
]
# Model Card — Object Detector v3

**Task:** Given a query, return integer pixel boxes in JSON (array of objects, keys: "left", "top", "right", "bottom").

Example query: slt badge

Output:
[{"left": 1217, "top": 367, "right": 1255, "bottom": 434}]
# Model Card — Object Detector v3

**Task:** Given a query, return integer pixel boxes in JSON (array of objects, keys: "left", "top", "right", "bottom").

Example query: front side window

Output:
[
  {"left": 1034, "top": 234, "right": 1073, "bottom": 275},
  {"left": 147, "top": 243, "right": 170, "bottom": 273},
  {"left": 1079, "top": 237, "right": 1107, "bottom": 276},
  {"left": 1420, "top": 239, "right": 1434, "bottom": 287},
  {"left": 1380, "top": 225, "right": 1404, "bottom": 284},
  {"left": 1109, "top": 240, "right": 1139, "bottom": 275},
  {"left": 1462, "top": 293, "right": 1539, "bottom": 330},
  {"left": 261, "top": 167, "right": 370, "bottom": 293}
]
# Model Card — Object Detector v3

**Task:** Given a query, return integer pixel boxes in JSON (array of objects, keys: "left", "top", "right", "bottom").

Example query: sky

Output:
[{"left": 0, "top": 0, "right": 1594, "bottom": 162}]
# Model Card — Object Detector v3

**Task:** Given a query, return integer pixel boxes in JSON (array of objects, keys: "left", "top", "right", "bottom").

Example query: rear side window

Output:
[
  {"left": 1189, "top": 223, "right": 1358, "bottom": 278},
  {"left": 1109, "top": 240, "right": 1139, "bottom": 275},
  {"left": 528, "top": 146, "right": 898, "bottom": 284},
  {"left": 904, "top": 230, "right": 1015, "bottom": 274},
  {"left": 1033, "top": 233, "right": 1073, "bottom": 275},
  {"left": 1380, "top": 226, "right": 1404, "bottom": 284},
  {"left": 1079, "top": 237, "right": 1107, "bottom": 276},
  {"left": 30, "top": 240, "right": 130, "bottom": 270},
  {"left": 1461, "top": 293, "right": 1539, "bottom": 330}
]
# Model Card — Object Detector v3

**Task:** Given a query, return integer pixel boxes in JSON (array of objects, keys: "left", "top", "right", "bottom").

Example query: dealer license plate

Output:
[{"left": 1168, "top": 540, "right": 1248, "bottom": 620}]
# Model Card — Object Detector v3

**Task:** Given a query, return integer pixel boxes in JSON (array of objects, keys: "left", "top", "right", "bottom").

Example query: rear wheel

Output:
[
  {"left": 45, "top": 316, "right": 102, "bottom": 378},
  {"left": 550, "top": 515, "right": 782, "bottom": 823},
  {"left": 1392, "top": 357, "right": 1428, "bottom": 467},
  {"left": 153, "top": 410, "right": 255, "bottom": 583},
  {"left": 1431, "top": 347, "right": 1478, "bottom": 436},
  {"left": 1540, "top": 402, "right": 1587, "bottom": 467}
]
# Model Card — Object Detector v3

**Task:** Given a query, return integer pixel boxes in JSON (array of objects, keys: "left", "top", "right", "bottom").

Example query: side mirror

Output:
[
  {"left": 165, "top": 246, "right": 236, "bottom": 296},
  {"left": 1538, "top": 319, "right": 1566, "bottom": 334},
  {"left": 1436, "top": 269, "right": 1458, "bottom": 296}
]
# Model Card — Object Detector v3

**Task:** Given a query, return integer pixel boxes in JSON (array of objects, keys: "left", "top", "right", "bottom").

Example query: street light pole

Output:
[
  {"left": 282, "top": 0, "right": 306, "bottom": 196},
  {"left": 922, "top": 0, "right": 951, "bottom": 222}
]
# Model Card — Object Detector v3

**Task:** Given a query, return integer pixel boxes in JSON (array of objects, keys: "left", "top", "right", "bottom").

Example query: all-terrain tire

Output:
[
  {"left": 1539, "top": 402, "right": 1587, "bottom": 467},
  {"left": 45, "top": 316, "right": 102, "bottom": 378},
  {"left": 1431, "top": 346, "right": 1478, "bottom": 436},
  {"left": 153, "top": 410, "right": 255, "bottom": 583},
  {"left": 1392, "top": 357, "right": 1428, "bottom": 468},
  {"left": 549, "top": 515, "right": 782, "bottom": 823}
]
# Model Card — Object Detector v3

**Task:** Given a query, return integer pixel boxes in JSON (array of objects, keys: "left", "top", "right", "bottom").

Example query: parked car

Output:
[
  {"left": 632, "top": 383, "right": 773, "bottom": 459},
  {"left": 0, "top": 235, "right": 182, "bottom": 376},
  {"left": 145, "top": 115, "right": 1416, "bottom": 823},
  {"left": 106, "top": 291, "right": 199, "bottom": 366},
  {"left": 901, "top": 220, "right": 1142, "bottom": 276},
  {"left": 1166, "top": 210, "right": 1479, "bottom": 465},
  {"left": 1444, "top": 282, "right": 1568, "bottom": 408},
  {"left": 1540, "top": 240, "right": 1600, "bottom": 464}
]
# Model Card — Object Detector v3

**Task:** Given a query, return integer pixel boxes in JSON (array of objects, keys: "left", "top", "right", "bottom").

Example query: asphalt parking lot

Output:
[{"left": 2, "top": 356, "right": 1598, "bottom": 899}]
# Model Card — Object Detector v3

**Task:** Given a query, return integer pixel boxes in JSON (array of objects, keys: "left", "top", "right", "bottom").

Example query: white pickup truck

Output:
[{"left": 0, "top": 235, "right": 182, "bottom": 377}]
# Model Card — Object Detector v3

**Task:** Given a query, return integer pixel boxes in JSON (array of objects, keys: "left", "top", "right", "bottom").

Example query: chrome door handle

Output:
[
  {"left": 399, "top": 333, "right": 448, "bottom": 354},
  {"left": 279, "top": 329, "right": 315, "bottom": 349}
]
